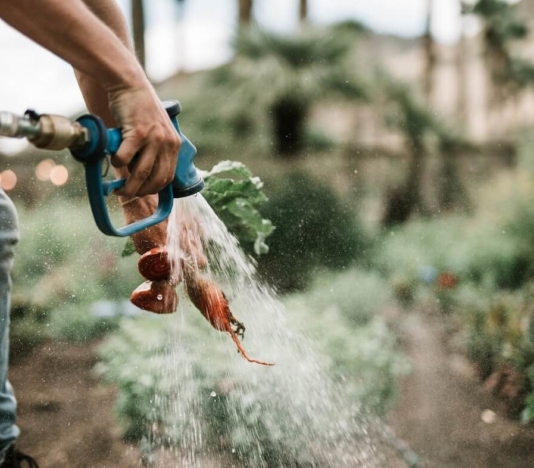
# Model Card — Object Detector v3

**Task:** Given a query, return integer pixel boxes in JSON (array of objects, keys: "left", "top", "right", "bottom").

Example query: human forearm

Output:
[
  {"left": 75, "top": 0, "right": 168, "bottom": 248},
  {"left": 0, "top": 0, "right": 144, "bottom": 92},
  {"left": 0, "top": 0, "right": 181, "bottom": 197},
  {"left": 75, "top": 0, "right": 133, "bottom": 126}
]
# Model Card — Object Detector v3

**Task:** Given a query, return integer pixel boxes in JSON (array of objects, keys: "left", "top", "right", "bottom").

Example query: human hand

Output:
[{"left": 108, "top": 82, "right": 181, "bottom": 197}]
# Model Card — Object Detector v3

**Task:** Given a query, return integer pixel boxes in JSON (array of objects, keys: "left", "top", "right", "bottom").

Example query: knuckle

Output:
[
  {"left": 134, "top": 127, "right": 148, "bottom": 141},
  {"left": 153, "top": 130, "right": 165, "bottom": 144},
  {"left": 120, "top": 186, "right": 136, "bottom": 197},
  {"left": 133, "top": 166, "right": 152, "bottom": 181},
  {"left": 165, "top": 173, "right": 174, "bottom": 185}
]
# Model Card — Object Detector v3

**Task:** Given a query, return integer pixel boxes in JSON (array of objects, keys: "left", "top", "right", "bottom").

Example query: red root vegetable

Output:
[
  {"left": 130, "top": 280, "right": 178, "bottom": 314},
  {"left": 138, "top": 247, "right": 173, "bottom": 281},
  {"left": 120, "top": 195, "right": 168, "bottom": 255},
  {"left": 185, "top": 273, "right": 274, "bottom": 366}
]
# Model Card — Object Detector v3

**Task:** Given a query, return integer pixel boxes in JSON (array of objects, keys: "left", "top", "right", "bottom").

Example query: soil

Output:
[
  {"left": 389, "top": 311, "right": 534, "bottom": 468},
  {"left": 10, "top": 311, "right": 534, "bottom": 468},
  {"left": 9, "top": 341, "right": 140, "bottom": 468}
]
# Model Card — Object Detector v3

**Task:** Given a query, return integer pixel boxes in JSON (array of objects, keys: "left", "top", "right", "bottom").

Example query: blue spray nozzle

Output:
[{"left": 71, "top": 100, "right": 204, "bottom": 237}]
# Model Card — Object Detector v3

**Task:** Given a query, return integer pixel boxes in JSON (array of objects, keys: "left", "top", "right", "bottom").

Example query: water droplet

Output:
[
  {"left": 157, "top": 294, "right": 163, "bottom": 300},
  {"left": 481, "top": 409, "right": 496, "bottom": 424},
  {"left": 210, "top": 391, "right": 217, "bottom": 398},
  {"left": 231, "top": 448, "right": 236, "bottom": 454}
]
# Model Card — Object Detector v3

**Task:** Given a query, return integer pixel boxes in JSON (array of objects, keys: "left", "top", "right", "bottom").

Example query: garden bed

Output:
[{"left": 9, "top": 341, "right": 139, "bottom": 468}]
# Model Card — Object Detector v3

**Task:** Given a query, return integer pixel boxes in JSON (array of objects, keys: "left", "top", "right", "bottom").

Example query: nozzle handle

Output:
[
  {"left": 105, "top": 104, "right": 203, "bottom": 198},
  {"left": 71, "top": 113, "right": 174, "bottom": 237},
  {"left": 72, "top": 100, "right": 203, "bottom": 237}
]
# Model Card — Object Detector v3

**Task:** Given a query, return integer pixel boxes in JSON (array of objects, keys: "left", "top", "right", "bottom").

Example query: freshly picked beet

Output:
[
  {"left": 130, "top": 280, "right": 178, "bottom": 314},
  {"left": 185, "top": 272, "right": 274, "bottom": 366},
  {"left": 138, "top": 247, "right": 172, "bottom": 281}
]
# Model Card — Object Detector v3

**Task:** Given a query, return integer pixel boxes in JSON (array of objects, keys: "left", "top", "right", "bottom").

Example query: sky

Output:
[{"left": 0, "top": 0, "right": 462, "bottom": 154}]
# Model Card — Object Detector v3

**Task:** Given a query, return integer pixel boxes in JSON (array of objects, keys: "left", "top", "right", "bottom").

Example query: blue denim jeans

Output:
[{"left": 0, "top": 189, "right": 20, "bottom": 460}]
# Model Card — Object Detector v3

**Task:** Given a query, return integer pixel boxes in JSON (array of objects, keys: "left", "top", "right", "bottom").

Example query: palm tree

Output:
[
  {"left": 131, "top": 0, "right": 146, "bottom": 70},
  {"left": 238, "top": 0, "right": 253, "bottom": 26},
  {"left": 381, "top": 84, "right": 440, "bottom": 224},
  {"left": 423, "top": 0, "right": 436, "bottom": 104},
  {"left": 465, "top": 0, "right": 534, "bottom": 106},
  {"left": 382, "top": 82, "right": 469, "bottom": 224},
  {"left": 299, "top": 0, "right": 308, "bottom": 24},
  {"left": 208, "top": 28, "right": 366, "bottom": 156},
  {"left": 456, "top": 5, "right": 468, "bottom": 120}
]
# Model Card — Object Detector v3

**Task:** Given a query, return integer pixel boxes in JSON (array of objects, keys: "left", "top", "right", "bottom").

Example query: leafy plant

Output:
[
  {"left": 464, "top": 0, "right": 534, "bottom": 99},
  {"left": 11, "top": 199, "right": 140, "bottom": 344},
  {"left": 284, "top": 268, "right": 408, "bottom": 414},
  {"left": 207, "top": 28, "right": 366, "bottom": 155},
  {"left": 122, "top": 160, "right": 273, "bottom": 257},
  {"left": 98, "top": 268, "right": 407, "bottom": 461},
  {"left": 258, "top": 171, "right": 370, "bottom": 292},
  {"left": 200, "top": 160, "right": 274, "bottom": 255}
]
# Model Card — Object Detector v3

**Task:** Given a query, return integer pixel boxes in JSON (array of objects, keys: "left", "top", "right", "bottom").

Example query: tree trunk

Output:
[
  {"left": 456, "top": 12, "right": 468, "bottom": 121},
  {"left": 132, "top": 0, "right": 146, "bottom": 70},
  {"left": 299, "top": 0, "right": 308, "bottom": 23},
  {"left": 238, "top": 0, "right": 253, "bottom": 26},
  {"left": 438, "top": 147, "right": 470, "bottom": 213},
  {"left": 383, "top": 133, "right": 425, "bottom": 226},
  {"left": 271, "top": 98, "right": 307, "bottom": 156},
  {"left": 423, "top": 0, "right": 436, "bottom": 104}
]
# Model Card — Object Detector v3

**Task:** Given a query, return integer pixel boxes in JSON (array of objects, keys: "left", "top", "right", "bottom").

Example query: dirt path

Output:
[
  {"left": 9, "top": 342, "right": 140, "bottom": 468},
  {"left": 389, "top": 311, "right": 534, "bottom": 468}
]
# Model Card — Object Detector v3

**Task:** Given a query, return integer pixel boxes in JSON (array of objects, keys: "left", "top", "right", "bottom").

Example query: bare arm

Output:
[
  {"left": 76, "top": 0, "right": 168, "bottom": 251},
  {"left": 0, "top": 0, "right": 180, "bottom": 197}
]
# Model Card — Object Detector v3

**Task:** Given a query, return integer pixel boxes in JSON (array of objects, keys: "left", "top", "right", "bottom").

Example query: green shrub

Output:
[
  {"left": 377, "top": 216, "right": 530, "bottom": 290},
  {"left": 11, "top": 198, "right": 140, "bottom": 343},
  {"left": 258, "top": 171, "right": 370, "bottom": 291},
  {"left": 284, "top": 268, "right": 407, "bottom": 414},
  {"left": 293, "top": 268, "right": 393, "bottom": 326},
  {"left": 460, "top": 287, "right": 534, "bottom": 390},
  {"left": 98, "top": 268, "right": 406, "bottom": 462}
]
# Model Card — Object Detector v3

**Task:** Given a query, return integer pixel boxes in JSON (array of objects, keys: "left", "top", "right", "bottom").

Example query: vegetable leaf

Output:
[
  {"left": 202, "top": 161, "right": 274, "bottom": 255},
  {"left": 122, "top": 160, "right": 273, "bottom": 257},
  {"left": 121, "top": 238, "right": 136, "bottom": 258}
]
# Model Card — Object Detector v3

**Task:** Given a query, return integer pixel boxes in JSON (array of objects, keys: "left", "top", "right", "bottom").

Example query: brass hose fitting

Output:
[
  {"left": 0, "top": 111, "right": 88, "bottom": 151},
  {"left": 29, "top": 114, "right": 88, "bottom": 150}
]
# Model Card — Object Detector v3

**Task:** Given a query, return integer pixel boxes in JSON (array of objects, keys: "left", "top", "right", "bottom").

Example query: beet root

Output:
[
  {"left": 185, "top": 273, "right": 274, "bottom": 366},
  {"left": 130, "top": 280, "right": 178, "bottom": 314},
  {"left": 138, "top": 247, "right": 173, "bottom": 281}
]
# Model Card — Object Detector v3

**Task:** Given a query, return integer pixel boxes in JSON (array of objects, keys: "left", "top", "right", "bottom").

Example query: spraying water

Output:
[{"left": 143, "top": 194, "right": 396, "bottom": 467}]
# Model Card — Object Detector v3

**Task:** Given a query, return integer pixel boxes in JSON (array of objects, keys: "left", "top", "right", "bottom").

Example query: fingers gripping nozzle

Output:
[
  {"left": 0, "top": 100, "right": 203, "bottom": 237},
  {"left": 69, "top": 100, "right": 204, "bottom": 237}
]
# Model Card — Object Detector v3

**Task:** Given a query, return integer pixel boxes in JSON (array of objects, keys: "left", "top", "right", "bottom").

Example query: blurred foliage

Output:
[
  {"left": 377, "top": 212, "right": 534, "bottom": 291},
  {"left": 10, "top": 198, "right": 140, "bottom": 345},
  {"left": 284, "top": 268, "right": 409, "bottom": 413},
  {"left": 200, "top": 27, "right": 367, "bottom": 155},
  {"left": 375, "top": 143, "right": 534, "bottom": 418},
  {"left": 381, "top": 82, "right": 469, "bottom": 224},
  {"left": 258, "top": 171, "right": 370, "bottom": 292},
  {"left": 97, "top": 267, "right": 407, "bottom": 457},
  {"left": 462, "top": 288, "right": 534, "bottom": 419},
  {"left": 464, "top": 0, "right": 534, "bottom": 95}
]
